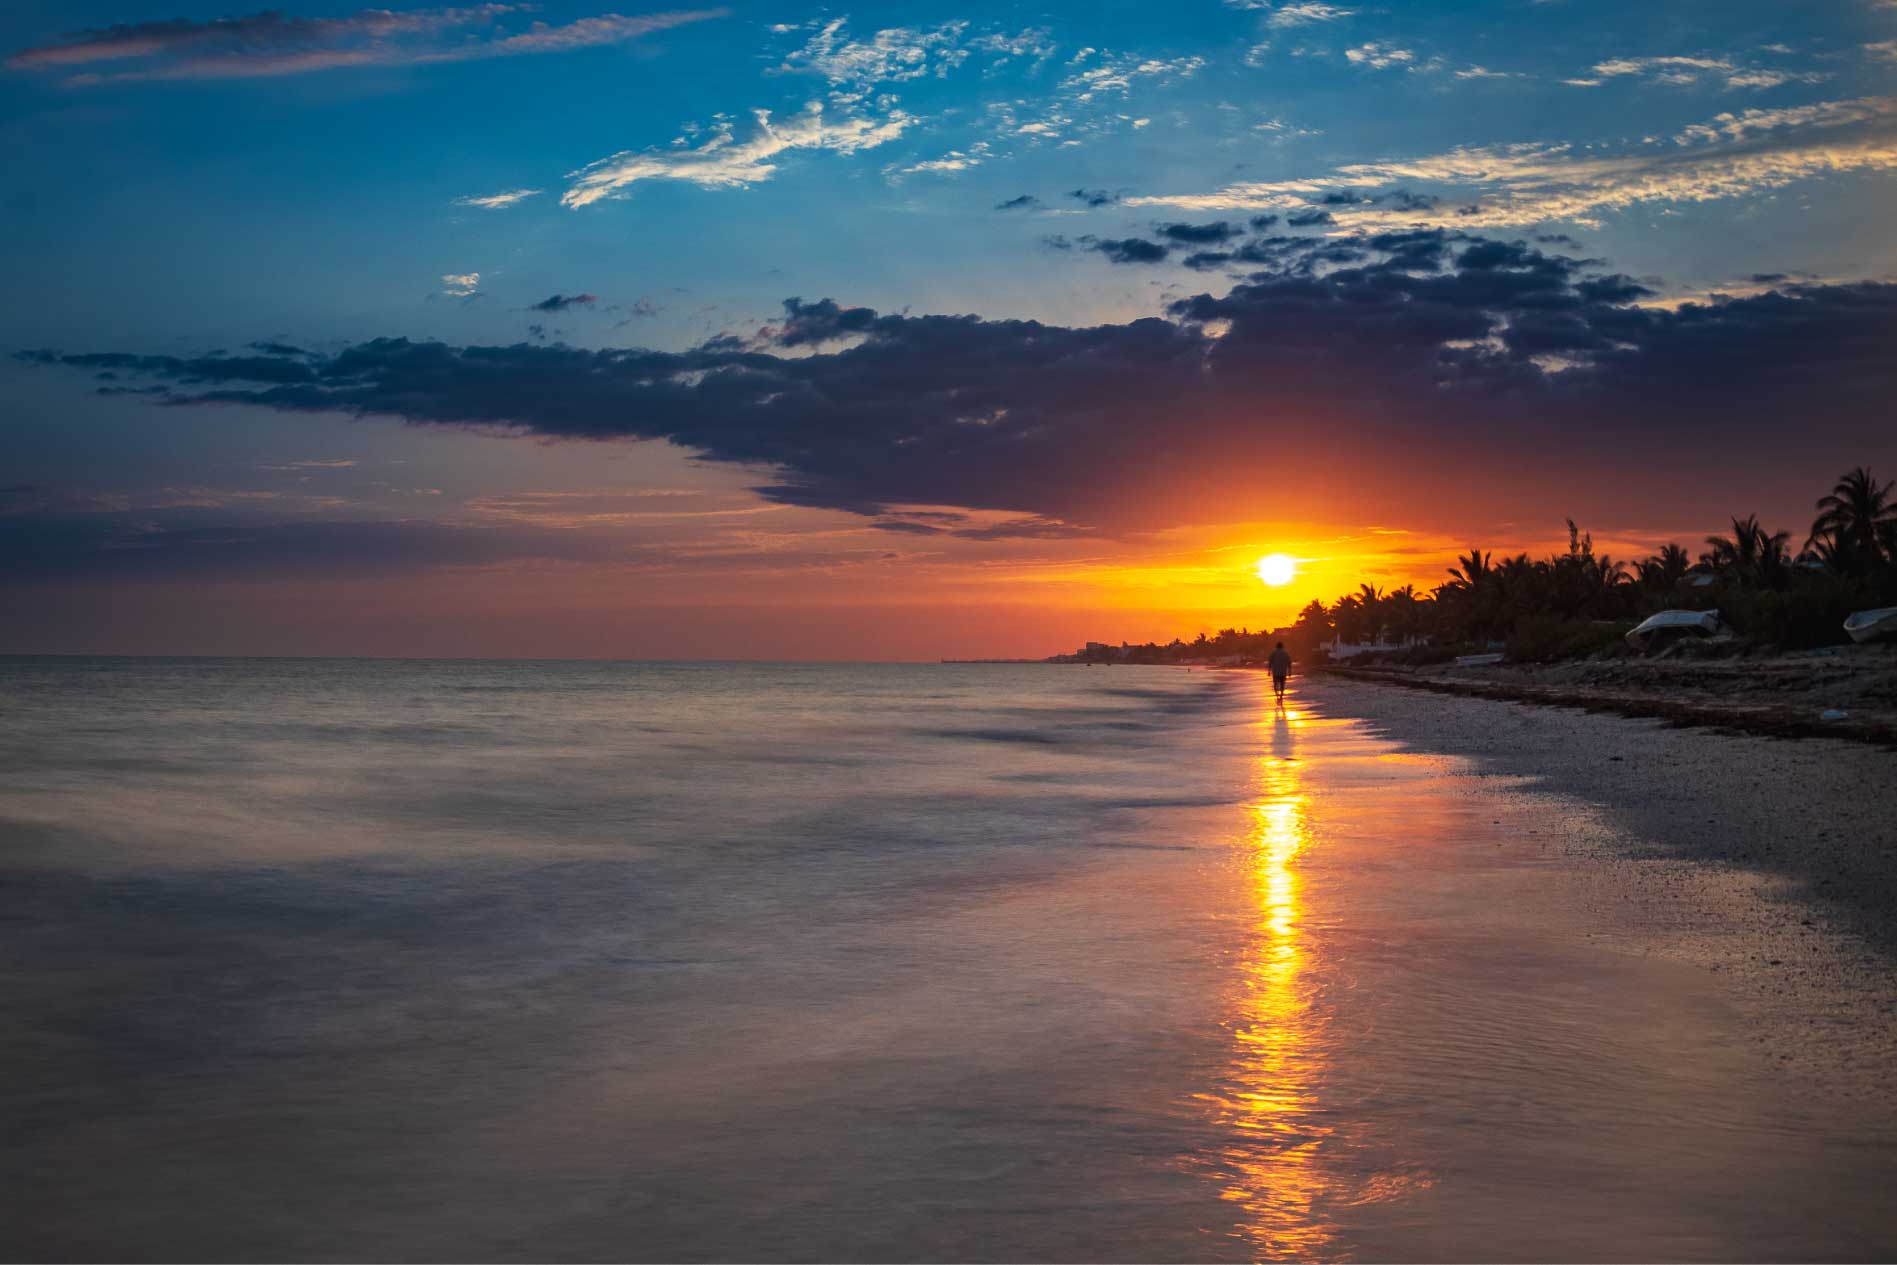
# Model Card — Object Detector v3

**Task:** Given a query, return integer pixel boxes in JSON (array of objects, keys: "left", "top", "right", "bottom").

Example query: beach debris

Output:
[
  {"left": 1842, "top": 606, "right": 1897, "bottom": 644},
  {"left": 1455, "top": 652, "right": 1505, "bottom": 667},
  {"left": 1820, "top": 708, "right": 1850, "bottom": 721}
]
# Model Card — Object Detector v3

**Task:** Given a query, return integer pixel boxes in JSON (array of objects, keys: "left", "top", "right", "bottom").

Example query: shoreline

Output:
[
  {"left": 1308, "top": 673, "right": 1897, "bottom": 1105},
  {"left": 1320, "top": 645, "right": 1897, "bottom": 748}
]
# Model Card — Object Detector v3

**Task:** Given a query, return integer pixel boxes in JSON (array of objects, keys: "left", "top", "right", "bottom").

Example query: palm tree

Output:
[
  {"left": 1445, "top": 548, "right": 1492, "bottom": 593},
  {"left": 1798, "top": 533, "right": 1859, "bottom": 576},
  {"left": 1294, "top": 599, "right": 1332, "bottom": 641},
  {"left": 1441, "top": 547, "right": 1498, "bottom": 640},
  {"left": 1330, "top": 593, "right": 1366, "bottom": 646},
  {"left": 1809, "top": 466, "right": 1895, "bottom": 572},
  {"left": 1638, "top": 543, "right": 1690, "bottom": 591},
  {"left": 1587, "top": 553, "right": 1630, "bottom": 608},
  {"left": 1704, "top": 514, "right": 1793, "bottom": 588}
]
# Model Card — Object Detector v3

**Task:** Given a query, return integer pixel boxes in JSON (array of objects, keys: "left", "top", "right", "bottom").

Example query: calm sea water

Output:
[{"left": 1, "top": 658, "right": 1892, "bottom": 1262}]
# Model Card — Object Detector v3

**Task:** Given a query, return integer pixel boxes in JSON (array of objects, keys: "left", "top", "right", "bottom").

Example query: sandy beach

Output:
[
  {"left": 1312, "top": 672, "right": 1897, "bottom": 1106},
  {"left": 1331, "top": 643, "right": 1897, "bottom": 746}
]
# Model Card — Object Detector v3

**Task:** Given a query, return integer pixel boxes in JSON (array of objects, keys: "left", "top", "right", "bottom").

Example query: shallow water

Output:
[{"left": 1, "top": 659, "right": 1891, "bottom": 1261}]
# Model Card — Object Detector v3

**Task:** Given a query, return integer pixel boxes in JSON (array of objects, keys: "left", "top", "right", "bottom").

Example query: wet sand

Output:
[{"left": 1313, "top": 673, "right": 1897, "bottom": 1106}]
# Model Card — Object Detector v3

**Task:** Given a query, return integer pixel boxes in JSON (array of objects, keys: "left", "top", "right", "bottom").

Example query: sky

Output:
[{"left": 3, "top": 0, "right": 1896, "bottom": 658}]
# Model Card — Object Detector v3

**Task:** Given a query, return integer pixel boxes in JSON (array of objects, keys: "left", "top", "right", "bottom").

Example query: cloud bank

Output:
[{"left": 22, "top": 233, "right": 1897, "bottom": 533}]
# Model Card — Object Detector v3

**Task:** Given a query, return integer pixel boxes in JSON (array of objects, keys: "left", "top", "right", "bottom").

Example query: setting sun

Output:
[{"left": 1255, "top": 553, "right": 1298, "bottom": 587}]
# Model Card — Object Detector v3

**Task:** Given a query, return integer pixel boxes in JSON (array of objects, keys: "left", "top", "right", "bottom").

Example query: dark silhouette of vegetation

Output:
[{"left": 1054, "top": 467, "right": 1897, "bottom": 666}]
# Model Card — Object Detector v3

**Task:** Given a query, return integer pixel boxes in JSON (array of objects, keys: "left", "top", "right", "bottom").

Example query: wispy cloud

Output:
[
  {"left": 564, "top": 102, "right": 914, "bottom": 205},
  {"left": 1672, "top": 95, "right": 1894, "bottom": 142},
  {"left": 1267, "top": 3, "right": 1357, "bottom": 28},
  {"left": 441, "top": 272, "right": 480, "bottom": 296},
  {"left": 1573, "top": 53, "right": 1827, "bottom": 90},
  {"left": 1126, "top": 95, "right": 1897, "bottom": 228},
  {"left": 774, "top": 18, "right": 969, "bottom": 102},
  {"left": 1344, "top": 42, "right": 1413, "bottom": 70},
  {"left": 886, "top": 142, "right": 992, "bottom": 178},
  {"left": 1059, "top": 51, "right": 1206, "bottom": 102},
  {"left": 453, "top": 188, "right": 541, "bottom": 210},
  {"left": 6, "top": 5, "right": 727, "bottom": 84}
]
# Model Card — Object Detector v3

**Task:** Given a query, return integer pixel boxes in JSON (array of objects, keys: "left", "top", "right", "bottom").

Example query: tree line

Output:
[{"left": 1063, "top": 467, "right": 1897, "bottom": 664}]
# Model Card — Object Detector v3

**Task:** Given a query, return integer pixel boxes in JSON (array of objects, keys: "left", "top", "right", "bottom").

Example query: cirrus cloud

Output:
[
  {"left": 453, "top": 188, "right": 541, "bottom": 210},
  {"left": 563, "top": 101, "right": 914, "bottom": 206},
  {"left": 5, "top": 5, "right": 728, "bottom": 84},
  {"left": 1126, "top": 95, "right": 1897, "bottom": 229}
]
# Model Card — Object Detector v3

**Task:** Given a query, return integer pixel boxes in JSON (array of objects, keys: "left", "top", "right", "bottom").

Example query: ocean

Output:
[{"left": 2, "top": 658, "right": 1891, "bottom": 1261}]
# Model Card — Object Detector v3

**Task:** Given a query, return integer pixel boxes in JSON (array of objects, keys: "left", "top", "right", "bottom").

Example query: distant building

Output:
[{"left": 1329, "top": 634, "right": 1413, "bottom": 661}]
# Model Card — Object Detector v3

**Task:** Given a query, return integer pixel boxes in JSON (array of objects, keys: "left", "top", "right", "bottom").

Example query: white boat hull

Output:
[{"left": 1844, "top": 606, "right": 1897, "bottom": 644}]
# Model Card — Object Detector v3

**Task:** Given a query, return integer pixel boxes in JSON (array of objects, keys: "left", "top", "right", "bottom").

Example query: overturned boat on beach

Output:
[
  {"left": 1844, "top": 606, "right": 1897, "bottom": 644},
  {"left": 1626, "top": 609, "right": 1727, "bottom": 651}
]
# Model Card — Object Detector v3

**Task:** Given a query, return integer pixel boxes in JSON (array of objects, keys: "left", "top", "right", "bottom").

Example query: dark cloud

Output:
[
  {"left": 870, "top": 514, "right": 1087, "bottom": 540},
  {"left": 1368, "top": 228, "right": 1456, "bottom": 269},
  {"left": 764, "top": 297, "right": 882, "bottom": 346},
  {"left": 18, "top": 348, "right": 319, "bottom": 384},
  {"left": 995, "top": 194, "right": 1042, "bottom": 211},
  {"left": 1156, "top": 221, "right": 1238, "bottom": 244},
  {"left": 883, "top": 510, "right": 968, "bottom": 524},
  {"left": 1248, "top": 214, "right": 1280, "bottom": 230},
  {"left": 248, "top": 341, "right": 311, "bottom": 357},
  {"left": 1069, "top": 188, "right": 1120, "bottom": 207},
  {"left": 1090, "top": 237, "right": 1169, "bottom": 264},
  {"left": 1182, "top": 251, "right": 1234, "bottom": 271},
  {"left": 1134, "top": 233, "right": 1372, "bottom": 274},
  {"left": 1576, "top": 274, "right": 1654, "bottom": 304},
  {"left": 1285, "top": 208, "right": 1334, "bottom": 227},
  {"left": 529, "top": 293, "right": 598, "bottom": 313},
  {"left": 950, "top": 516, "right": 1092, "bottom": 541},
  {"left": 20, "top": 231, "right": 1897, "bottom": 535}
]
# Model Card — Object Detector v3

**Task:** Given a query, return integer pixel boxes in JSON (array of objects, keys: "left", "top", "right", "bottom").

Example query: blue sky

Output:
[
  {"left": 4, "top": 0, "right": 1897, "bottom": 655},
  {"left": 8, "top": 0, "right": 1896, "bottom": 349}
]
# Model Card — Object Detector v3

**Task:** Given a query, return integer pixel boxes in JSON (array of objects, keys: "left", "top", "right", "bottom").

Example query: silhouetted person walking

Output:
[{"left": 1267, "top": 642, "right": 1292, "bottom": 699}]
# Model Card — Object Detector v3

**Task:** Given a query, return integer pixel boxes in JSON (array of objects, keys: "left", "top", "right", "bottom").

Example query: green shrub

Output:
[
  {"left": 1505, "top": 616, "right": 1631, "bottom": 663},
  {"left": 1714, "top": 579, "right": 1873, "bottom": 649}
]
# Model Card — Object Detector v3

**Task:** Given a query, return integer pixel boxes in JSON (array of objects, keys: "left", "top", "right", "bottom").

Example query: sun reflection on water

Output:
[{"left": 1197, "top": 696, "right": 1427, "bottom": 1261}]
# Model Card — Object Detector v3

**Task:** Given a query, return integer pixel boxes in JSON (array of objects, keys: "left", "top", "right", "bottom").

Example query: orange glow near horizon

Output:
[{"left": 1, "top": 415, "right": 1740, "bottom": 660}]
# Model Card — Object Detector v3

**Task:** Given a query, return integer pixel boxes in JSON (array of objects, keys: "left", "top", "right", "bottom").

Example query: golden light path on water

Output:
[{"left": 1201, "top": 696, "right": 1429, "bottom": 1261}]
